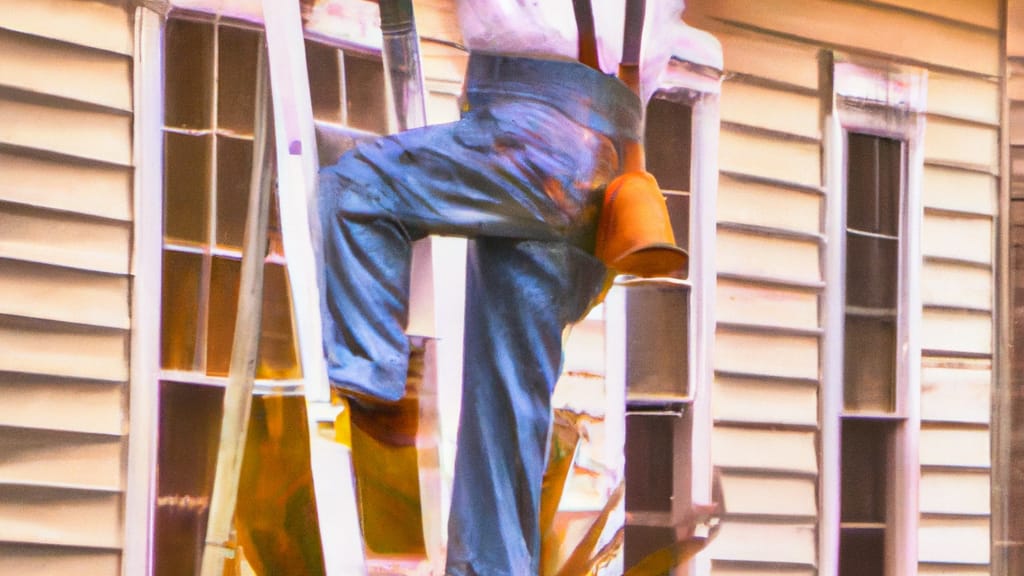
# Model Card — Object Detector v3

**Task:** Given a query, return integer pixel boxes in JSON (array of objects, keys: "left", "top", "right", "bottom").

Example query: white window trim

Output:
[
  {"left": 603, "top": 54, "right": 721, "bottom": 576},
  {"left": 125, "top": 6, "right": 167, "bottom": 576},
  {"left": 821, "top": 55, "right": 927, "bottom": 576}
]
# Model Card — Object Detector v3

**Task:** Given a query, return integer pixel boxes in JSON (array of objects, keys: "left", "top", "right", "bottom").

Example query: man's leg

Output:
[{"left": 445, "top": 237, "right": 607, "bottom": 576}]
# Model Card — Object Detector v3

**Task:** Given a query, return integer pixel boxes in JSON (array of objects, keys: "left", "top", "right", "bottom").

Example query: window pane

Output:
[
  {"left": 161, "top": 250, "right": 203, "bottom": 371},
  {"left": 624, "top": 525, "right": 677, "bottom": 571},
  {"left": 665, "top": 191, "right": 690, "bottom": 253},
  {"left": 153, "top": 380, "right": 223, "bottom": 576},
  {"left": 624, "top": 282, "right": 689, "bottom": 401},
  {"left": 258, "top": 263, "right": 301, "bottom": 379},
  {"left": 845, "top": 232, "right": 897, "bottom": 310},
  {"left": 216, "top": 136, "right": 254, "bottom": 250},
  {"left": 344, "top": 53, "right": 387, "bottom": 134},
  {"left": 644, "top": 96, "right": 692, "bottom": 193},
  {"left": 165, "top": 19, "right": 213, "bottom": 130},
  {"left": 839, "top": 526, "right": 886, "bottom": 576},
  {"left": 306, "top": 40, "right": 343, "bottom": 124},
  {"left": 625, "top": 414, "right": 680, "bottom": 512},
  {"left": 164, "top": 132, "right": 211, "bottom": 246},
  {"left": 843, "top": 315, "right": 896, "bottom": 413},
  {"left": 206, "top": 256, "right": 241, "bottom": 377},
  {"left": 846, "top": 133, "right": 901, "bottom": 236},
  {"left": 217, "top": 26, "right": 260, "bottom": 136},
  {"left": 841, "top": 418, "right": 892, "bottom": 523}
]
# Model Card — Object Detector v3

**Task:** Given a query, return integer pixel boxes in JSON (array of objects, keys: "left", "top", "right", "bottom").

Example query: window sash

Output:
[{"left": 821, "top": 53, "right": 926, "bottom": 576}]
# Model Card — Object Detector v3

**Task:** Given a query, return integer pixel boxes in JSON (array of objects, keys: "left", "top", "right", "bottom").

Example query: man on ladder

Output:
[{"left": 317, "top": 2, "right": 701, "bottom": 574}]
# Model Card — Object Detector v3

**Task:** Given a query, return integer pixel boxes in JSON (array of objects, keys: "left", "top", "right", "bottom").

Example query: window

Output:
[
  {"left": 839, "top": 132, "right": 905, "bottom": 572},
  {"left": 154, "top": 15, "right": 387, "bottom": 576},
  {"left": 608, "top": 56, "right": 720, "bottom": 573},
  {"left": 823, "top": 56, "right": 926, "bottom": 576}
]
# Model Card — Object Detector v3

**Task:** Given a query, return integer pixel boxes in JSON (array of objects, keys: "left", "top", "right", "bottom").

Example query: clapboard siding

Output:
[
  {"left": 708, "top": 24, "right": 819, "bottom": 91},
  {"left": 717, "top": 175, "right": 822, "bottom": 236},
  {"left": 712, "top": 565, "right": 815, "bottom": 576},
  {"left": 920, "top": 470, "right": 990, "bottom": 516},
  {"left": 920, "top": 426, "right": 991, "bottom": 469},
  {"left": 0, "top": 316, "right": 129, "bottom": 383},
  {"left": 921, "top": 261, "right": 993, "bottom": 312},
  {"left": 716, "top": 473, "right": 818, "bottom": 517},
  {"left": 0, "top": 28, "right": 132, "bottom": 112},
  {"left": 921, "top": 363, "right": 992, "bottom": 425},
  {"left": 0, "top": 0, "right": 132, "bottom": 56},
  {"left": 716, "top": 229, "right": 821, "bottom": 285},
  {"left": 924, "top": 118, "right": 1000, "bottom": 172},
  {"left": 0, "top": 485, "right": 122, "bottom": 549},
  {"left": 0, "top": 259, "right": 129, "bottom": 330},
  {"left": 719, "top": 80, "right": 820, "bottom": 140},
  {"left": 927, "top": 73, "right": 1001, "bottom": 126},
  {"left": 0, "top": 150, "right": 132, "bottom": 221},
  {"left": 705, "top": 520, "right": 816, "bottom": 565},
  {"left": 716, "top": 279, "right": 818, "bottom": 330},
  {"left": 715, "top": 329, "right": 819, "bottom": 381},
  {"left": 0, "top": 3, "right": 133, "bottom": 570},
  {"left": 0, "top": 96, "right": 132, "bottom": 167},
  {"left": 922, "top": 309, "right": 993, "bottom": 356},
  {"left": 684, "top": 0, "right": 1003, "bottom": 571},
  {"left": 919, "top": 517, "right": 991, "bottom": 565},
  {"left": 863, "top": 0, "right": 1001, "bottom": 30},
  {"left": 923, "top": 166, "right": 998, "bottom": 216},
  {"left": 713, "top": 427, "right": 818, "bottom": 475},
  {"left": 922, "top": 213, "right": 994, "bottom": 265},
  {"left": 0, "top": 427, "right": 122, "bottom": 491},
  {"left": 0, "top": 543, "right": 121, "bottom": 576},
  {"left": 0, "top": 374, "right": 123, "bottom": 437},
  {"left": 686, "top": 0, "right": 1000, "bottom": 76},
  {"left": 719, "top": 128, "right": 821, "bottom": 188},
  {"left": 714, "top": 376, "right": 817, "bottom": 427},
  {"left": 0, "top": 203, "right": 131, "bottom": 276}
]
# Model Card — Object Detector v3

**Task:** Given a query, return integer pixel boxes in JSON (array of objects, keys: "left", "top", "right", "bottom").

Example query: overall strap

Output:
[{"left": 571, "top": 0, "right": 600, "bottom": 69}]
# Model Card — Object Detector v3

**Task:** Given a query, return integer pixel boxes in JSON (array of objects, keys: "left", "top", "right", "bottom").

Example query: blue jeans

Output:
[{"left": 318, "top": 53, "right": 641, "bottom": 575}]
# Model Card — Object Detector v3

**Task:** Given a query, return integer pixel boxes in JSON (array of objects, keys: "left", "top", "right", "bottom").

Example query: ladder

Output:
[{"left": 199, "top": 1, "right": 434, "bottom": 574}]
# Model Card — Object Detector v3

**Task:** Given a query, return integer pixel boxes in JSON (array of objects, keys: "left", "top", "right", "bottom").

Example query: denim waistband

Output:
[{"left": 465, "top": 52, "right": 642, "bottom": 143}]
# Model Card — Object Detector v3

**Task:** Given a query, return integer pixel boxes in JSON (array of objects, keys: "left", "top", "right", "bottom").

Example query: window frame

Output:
[
  {"left": 127, "top": 4, "right": 389, "bottom": 573},
  {"left": 821, "top": 54, "right": 927, "bottom": 576},
  {"left": 604, "top": 54, "right": 721, "bottom": 576}
]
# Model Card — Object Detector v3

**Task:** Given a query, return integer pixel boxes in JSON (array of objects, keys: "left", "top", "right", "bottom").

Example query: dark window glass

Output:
[
  {"left": 165, "top": 19, "right": 213, "bottom": 129},
  {"left": 164, "top": 133, "right": 211, "bottom": 246},
  {"left": 306, "top": 40, "right": 343, "bottom": 124},
  {"left": 845, "top": 233, "right": 897, "bottom": 310},
  {"left": 841, "top": 419, "right": 893, "bottom": 523},
  {"left": 217, "top": 26, "right": 260, "bottom": 136},
  {"left": 344, "top": 52, "right": 387, "bottom": 133},
  {"left": 644, "top": 96, "right": 692, "bottom": 193},
  {"left": 839, "top": 526, "right": 886, "bottom": 576},
  {"left": 665, "top": 192, "right": 690, "bottom": 253},
  {"left": 625, "top": 414, "right": 677, "bottom": 512},
  {"left": 846, "top": 133, "right": 901, "bottom": 236},
  {"left": 215, "top": 136, "right": 254, "bottom": 250}
]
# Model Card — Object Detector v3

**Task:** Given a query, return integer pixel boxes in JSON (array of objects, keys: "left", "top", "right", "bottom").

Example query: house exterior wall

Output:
[
  {"left": 0, "top": 0, "right": 135, "bottom": 574},
  {"left": 1003, "top": 0, "right": 1024, "bottom": 572},
  {"left": 684, "top": 2, "right": 1003, "bottom": 569},
  {"left": 684, "top": 0, "right": 1003, "bottom": 573}
]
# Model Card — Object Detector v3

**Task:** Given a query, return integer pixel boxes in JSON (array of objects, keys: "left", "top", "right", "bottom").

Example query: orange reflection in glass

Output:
[
  {"left": 161, "top": 250, "right": 203, "bottom": 371},
  {"left": 154, "top": 382, "right": 327, "bottom": 576},
  {"left": 258, "top": 264, "right": 301, "bottom": 380},
  {"left": 235, "top": 394, "right": 326, "bottom": 575}
]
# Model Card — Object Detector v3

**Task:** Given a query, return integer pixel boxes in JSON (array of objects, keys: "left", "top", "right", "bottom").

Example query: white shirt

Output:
[{"left": 455, "top": 0, "right": 690, "bottom": 101}]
